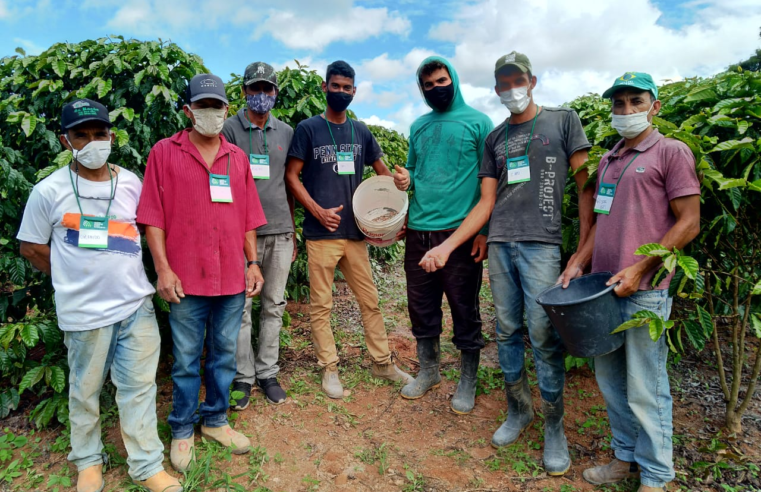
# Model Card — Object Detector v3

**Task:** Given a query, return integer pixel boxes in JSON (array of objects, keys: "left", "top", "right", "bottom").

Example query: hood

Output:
[{"left": 416, "top": 56, "right": 465, "bottom": 113}]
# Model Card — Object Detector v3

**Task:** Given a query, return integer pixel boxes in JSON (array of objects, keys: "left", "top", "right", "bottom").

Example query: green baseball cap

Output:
[
  {"left": 602, "top": 72, "right": 658, "bottom": 100},
  {"left": 243, "top": 61, "right": 278, "bottom": 89},
  {"left": 494, "top": 51, "right": 532, "bottom": 75}
]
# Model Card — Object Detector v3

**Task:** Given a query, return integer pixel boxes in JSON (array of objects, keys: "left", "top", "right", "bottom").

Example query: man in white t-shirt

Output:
[{"left": 17, "top": 99, "right": 181, "bottom": 492}]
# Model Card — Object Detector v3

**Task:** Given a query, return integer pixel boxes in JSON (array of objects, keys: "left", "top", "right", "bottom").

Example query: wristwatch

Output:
[{"left": 247, "top": 260, "right": 261, "bottom": 268}]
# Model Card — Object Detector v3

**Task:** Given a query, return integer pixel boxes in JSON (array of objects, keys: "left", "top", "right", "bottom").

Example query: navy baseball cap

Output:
[
  {"left": 187, "top": 74, "right": 228, "bottom": 104},
  {"left": 61, "top": 98, "right": 111, "bottom": 132}
]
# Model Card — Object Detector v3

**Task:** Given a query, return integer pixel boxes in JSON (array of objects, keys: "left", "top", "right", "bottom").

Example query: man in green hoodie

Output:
[{"left": 393, "top": 57, "right": 493, "bottom": 415}]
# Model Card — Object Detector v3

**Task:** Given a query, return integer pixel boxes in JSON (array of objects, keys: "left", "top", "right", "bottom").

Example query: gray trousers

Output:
[{"left": 235, "top": 232, "right": 294, "bottom": 383}]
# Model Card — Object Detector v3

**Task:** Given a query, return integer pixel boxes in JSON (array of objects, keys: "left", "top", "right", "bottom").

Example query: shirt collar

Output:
[
  {"left": 237, "top": 108, "right": 276, "bottom": 131},
  {"left": 171, "top": 129, "right": 236, "bottom": 163},
  {"left": 611, "top": 128, "right": 662, "bottom": 156}
]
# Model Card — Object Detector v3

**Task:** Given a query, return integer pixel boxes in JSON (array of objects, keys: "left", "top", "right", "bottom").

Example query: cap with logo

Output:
[
  {"left": 61, "top": 98, "right": 111, "bottom": 132},
  {"left": 187, "top": 74, "right": 229, "bottom": 104},
  {"left": 495, "top": 51, "right": 532, "bottom": 75},
  {"left": 602, "top": 72, "right": 658, "bottom": 100},
  {"left": 244, "top": 62, "right": 278, "bottom": 89}
]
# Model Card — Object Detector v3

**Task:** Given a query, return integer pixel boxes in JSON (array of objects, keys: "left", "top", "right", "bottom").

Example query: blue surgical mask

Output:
[{"left": 246, "top": 93, "right": 276, "bottom": 114}]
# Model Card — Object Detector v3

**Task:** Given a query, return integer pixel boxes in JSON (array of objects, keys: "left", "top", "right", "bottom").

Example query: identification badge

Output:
[
  {"left": 507, "top": 156, "right": 530, "bottom": 184},
  {"left": 78, "top": 216, "right": 109, "bottom": 249},
  {"left": 337, "top": 152, "right": 355, "bottom": 175},
  {"left": 209, "top": 173, "right": 233, "bottom": 203},
  {"left": 250, "top": 154, "right": 270, "bottom": 180},
  {"left": 594, "top": 183, "right": 617, "bottom": 214}
]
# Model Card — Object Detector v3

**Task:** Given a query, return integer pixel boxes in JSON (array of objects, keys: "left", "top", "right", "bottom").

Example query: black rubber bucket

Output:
[{"left": 535, "top": 272, "right": 624, "bottom": 358}]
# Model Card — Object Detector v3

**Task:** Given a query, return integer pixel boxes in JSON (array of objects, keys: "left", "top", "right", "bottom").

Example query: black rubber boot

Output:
[
  {"left": 401, "top": 337, "right": 441, "bottom": 399},
  {"left": 542, "top": 393, "right": 571, "bottom": 476},
  {"left": 450, "top": 350, "right": 480, "bottom": 414},
  {"left": 491, "top": 371, "right": 534, "bottom": 448}
]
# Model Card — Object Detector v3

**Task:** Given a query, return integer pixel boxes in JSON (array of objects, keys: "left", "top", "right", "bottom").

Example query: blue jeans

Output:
[
  {"left": 64, "top": 297, "right": 163, "bottom": 481},
  {"left": 168, "top": 293, "right": 245, "bottom": 439},
  {"left": 488, "top": 242, "right": 564, "bottom": 402},
  {"left": 594, "top": 289, "right": 674, "bottom": 488}
]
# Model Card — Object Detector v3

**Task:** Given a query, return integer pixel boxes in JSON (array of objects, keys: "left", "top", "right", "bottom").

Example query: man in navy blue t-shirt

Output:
[{"left": 285, "top": 60, "right": 412, "bottom": 398}]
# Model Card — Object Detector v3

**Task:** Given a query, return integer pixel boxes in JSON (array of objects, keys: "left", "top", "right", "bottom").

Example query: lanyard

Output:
[
  {"left": 246, "top": 112, "right": 269, "bottom": 155},
  {"left": 505, "top": 106, "right": 540, "bottom": 159},
  {"left": 599, "top": 150, "right": 641, "bottom": 188},
  {"left": 68, "top": 165, "right": 115, "bottom": 219},
  {"left": 324, "top": 112, "right": 355, "bottom": 155},
  {"left": 201, "top": 154, "right": 231, "bottom": 176}
]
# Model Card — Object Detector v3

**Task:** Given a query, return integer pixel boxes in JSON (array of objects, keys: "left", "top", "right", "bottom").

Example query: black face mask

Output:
[
  {"left": 424, "top": 83, "right": 455, "bottom": 111},
  {"left": 326, "top": 90, "right": 353, "bottom": 112}
]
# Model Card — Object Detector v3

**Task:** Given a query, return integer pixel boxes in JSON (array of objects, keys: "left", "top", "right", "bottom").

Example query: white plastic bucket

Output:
[{"left": 353, "top": 175, "right": 408, "bottom": 247}]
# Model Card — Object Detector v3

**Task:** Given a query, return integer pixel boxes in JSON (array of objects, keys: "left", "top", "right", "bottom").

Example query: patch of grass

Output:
[
  {"left": 402, "top": 468, "right": 426, "bottom": 492},
  {"left": 431, "top": 447, "right": 469, "bottom": 466},
  {"left": 484, "top": 443, "right": 543, "bottom": 478},
  {"left": 301, "top": 474, "right": 320, "bottom": 492},
  {"left": 354, "top": 442, "right": 390, "bottom": 475}
]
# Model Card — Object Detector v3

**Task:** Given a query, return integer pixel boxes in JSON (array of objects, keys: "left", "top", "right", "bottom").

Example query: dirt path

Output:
[{"left": 1, "top": 262, "right": 760, "bottom": 491}]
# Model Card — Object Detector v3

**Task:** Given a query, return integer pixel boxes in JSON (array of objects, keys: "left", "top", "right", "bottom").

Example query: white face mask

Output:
[
  {"left": 499, "top": 86, "right": 531, "bottom": 114},
  {"left": 611, "top": 103, "right": 654, "bottom": 139},
  {"left": 190, "top": 107, "right": 226, "bottom": 137},
  {"left": 67, "top": 137, "right": 112, "bottom": 170}
]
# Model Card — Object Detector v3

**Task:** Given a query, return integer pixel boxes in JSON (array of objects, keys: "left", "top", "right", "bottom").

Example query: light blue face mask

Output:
[{"left": 246, "top": 93, "right": 277, "bottom": 114}]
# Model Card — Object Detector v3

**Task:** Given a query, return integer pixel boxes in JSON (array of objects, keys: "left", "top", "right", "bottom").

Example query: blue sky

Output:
[{"left": 1, "top": 0, "right": 760, "bottom": 134}]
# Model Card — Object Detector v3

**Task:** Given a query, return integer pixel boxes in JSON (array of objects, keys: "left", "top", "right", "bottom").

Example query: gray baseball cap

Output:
[
  {"left": 187, "top": 74, "right": 228, "bottom": 104},
  {"left": 244, "top": 62, "right": 278, "bottom": 89}
]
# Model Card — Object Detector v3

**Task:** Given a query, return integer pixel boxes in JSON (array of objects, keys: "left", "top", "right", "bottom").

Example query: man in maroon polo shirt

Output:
[
  {"left": 137, "top": 74, "right": 267, "bottom": 472},
  {"left": 558, "top": 72, "right": 700, "bottom": 492}
]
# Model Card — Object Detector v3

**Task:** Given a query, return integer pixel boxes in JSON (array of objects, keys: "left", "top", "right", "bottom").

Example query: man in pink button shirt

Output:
[
  {"left": 559, "top": 72, "right": 700, "bottom": 492},
  {"left": 137, "top": 74, "right": 267, "bottom": 472}
]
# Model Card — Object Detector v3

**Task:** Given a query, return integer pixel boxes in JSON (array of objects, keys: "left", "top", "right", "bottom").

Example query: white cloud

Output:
[
  {"left": 107, "top": 0, "right": 261, "bottom": 35},
  {"left": 256, "top": 6, "right": 411, "bottom": 51},
  {"left": 105, "top": 1, "right": 410, "bottom": 52},
  {"left": 13, "top": 37, "right": 45, "bottom": 55},
  {"left": 0, "top": 0, "right": 9, "bottom": 19},
  {"left": 361, "top": 115, "right": 397, "bottom": 129},
  {"left": 358, "top": 48, "right": 437, "bottom": 81},
  {"left": 428, "top": 0, "right": 761, "bottom": 106}
]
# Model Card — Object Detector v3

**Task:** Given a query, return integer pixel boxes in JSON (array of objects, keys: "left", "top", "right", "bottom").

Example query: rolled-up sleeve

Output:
[{"left": 136, "top": 144, "right": 166, "bottom": 230}]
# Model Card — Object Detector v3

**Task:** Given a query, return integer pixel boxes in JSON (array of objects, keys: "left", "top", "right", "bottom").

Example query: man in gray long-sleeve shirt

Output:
[{"left": 222, "top": 61, "right": 296, "bottom": 408}]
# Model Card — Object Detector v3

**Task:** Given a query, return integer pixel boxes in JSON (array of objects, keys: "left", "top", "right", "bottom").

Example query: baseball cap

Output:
[
  {"left": 602, "top": 72, "right": 659, "bottom": 100},
  {"left": 244, "top": 62, "right": 278, "bottom": 89},
  {"left": 187, "top": 74, "right": 229, "bottom": 104},
  {"left": 495, "top": 51, "right": 532, "bottom": 75},
  {"left": 61, "top": 98, "right": 111, "bottom": 132}
]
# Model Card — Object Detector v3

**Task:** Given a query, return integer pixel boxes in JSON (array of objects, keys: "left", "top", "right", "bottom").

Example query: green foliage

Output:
[{"left": 570, "top": 67, "right": 761, "bottom": 432}]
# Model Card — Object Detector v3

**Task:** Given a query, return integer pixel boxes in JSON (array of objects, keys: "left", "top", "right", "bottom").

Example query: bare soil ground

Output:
[{"left": 1, "top": 262, "right": 759, "bottom": 492}]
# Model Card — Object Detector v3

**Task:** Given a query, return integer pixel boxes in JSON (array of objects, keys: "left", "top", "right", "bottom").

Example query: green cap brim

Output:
[{"left": 495, "top": 62, "right": 530, "bottom": 75}]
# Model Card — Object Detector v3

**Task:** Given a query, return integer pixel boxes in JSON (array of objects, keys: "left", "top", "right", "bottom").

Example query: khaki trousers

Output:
[{"left": 306, "top": 239, "right": 391, "bottom": 367}]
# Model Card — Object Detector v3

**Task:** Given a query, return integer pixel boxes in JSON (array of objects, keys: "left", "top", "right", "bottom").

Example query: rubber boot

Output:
[
  {"left": 491, "top": 371, "right": 534, "bottom": 448},
  {"left": 450, "top": 350, "right": 480, "bottom": 414},
  {"left": 400, "top": 337, "right": 441, "bottom": 399},
  {"left": 542, "top": 393, "right": 571, "bottom": 476}
]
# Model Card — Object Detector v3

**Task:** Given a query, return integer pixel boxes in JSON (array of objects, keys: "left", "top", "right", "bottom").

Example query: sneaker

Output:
[
  {"left": 230, "top": 381, "right": 251, "bottom": 410},
  {"left": 257, "top": 378, "right": 287, "bottom": 404}
]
